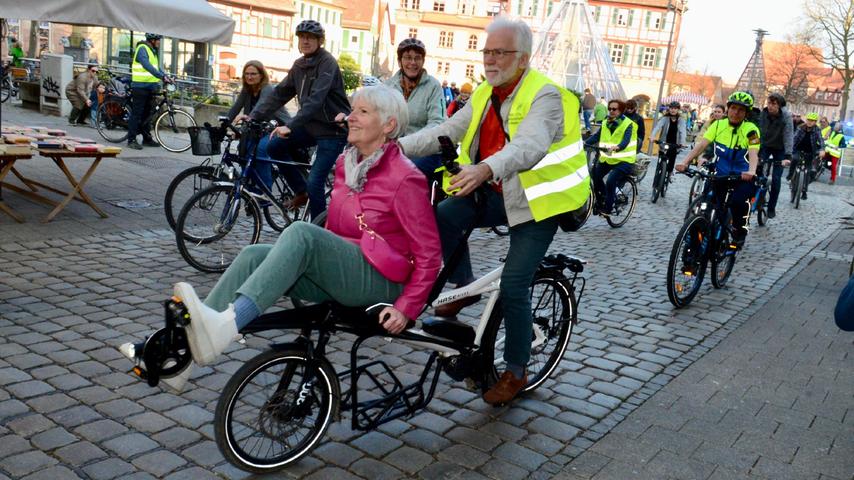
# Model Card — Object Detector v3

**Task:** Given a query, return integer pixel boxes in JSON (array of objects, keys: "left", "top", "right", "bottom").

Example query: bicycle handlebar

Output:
[{"left": 679, "top": 167, "right": 766, "bottom": 186}]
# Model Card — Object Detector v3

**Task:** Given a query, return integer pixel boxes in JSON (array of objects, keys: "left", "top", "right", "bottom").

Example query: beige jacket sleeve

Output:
[{"left": 75, "top": 74, "right": 93, "bottom": 102}]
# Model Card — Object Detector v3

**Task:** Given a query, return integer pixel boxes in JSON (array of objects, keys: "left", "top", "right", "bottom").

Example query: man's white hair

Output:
[{"left": 485, "top": 16, "right": 533, "bottom": 56}]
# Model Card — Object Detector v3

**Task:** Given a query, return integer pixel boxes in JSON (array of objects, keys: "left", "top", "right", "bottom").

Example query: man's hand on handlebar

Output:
[
  {"left": 675, "top": 163, "right": 689, "bottom": 173},
  {"left": 378, "top": 306, "right": 409, "bottom": 334},
  {"left": 449, "top": 163, "right": 493, "bottom": 197},
  {"left": 233, "top": 114, "right": 250, "bottom": 124},
  {"left": 741, "top": 171, "right": 756, "bottom": 182},
  {"left": 271, "top": 125, "right": 291, "bottom": 140}
]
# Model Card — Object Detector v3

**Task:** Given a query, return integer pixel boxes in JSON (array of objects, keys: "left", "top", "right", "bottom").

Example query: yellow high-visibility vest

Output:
[
  {"left": 131, "top": 43, "right": 160, "bottom": 83},
  {"left": 825, "top": 130, "right": 844, "bottom": 157},
  {"left": 453, "top": 69, "right": 590, "bottom": 221},
  {"left": 598, "top": 116, "right": 637, "bottom": 165}
]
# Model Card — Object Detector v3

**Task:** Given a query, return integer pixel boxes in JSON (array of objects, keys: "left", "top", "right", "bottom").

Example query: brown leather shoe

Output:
[
  {"left": 283, "top": 191, "right": 308, "bottom": 210},
  {"left": 483, "top": 371, "right": 527, "bottom": 405},
  {"left": 434, "top": 294, "right": 481, "bottom": 317}
]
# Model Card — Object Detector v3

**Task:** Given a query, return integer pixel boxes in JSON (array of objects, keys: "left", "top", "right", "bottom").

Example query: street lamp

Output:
[{"left": 647, "top": 0, "right": 683, "bottom": 155}]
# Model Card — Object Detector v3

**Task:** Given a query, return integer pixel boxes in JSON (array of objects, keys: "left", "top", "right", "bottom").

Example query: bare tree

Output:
[
  {"left": 27, "top": 20, "right": 39, "bottom": 58},
  {"left": 672, "top": 42, "right": 690, "bottom": 73},
  {"left": 765, "top": 36, "right": 816, "bottom": 109},
  {"left": 801, "top": 0, "right": 854, "bottom": 119}
]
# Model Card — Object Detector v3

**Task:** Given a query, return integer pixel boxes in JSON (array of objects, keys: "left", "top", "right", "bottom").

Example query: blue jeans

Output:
[
  {"left": 582, "top": 109, "right": 593, "bottom": 130},
  {"left": 267, "top": 130, "right": 347, "bottom": 219},
  {"left": 408, "top": 153, "right": 443, "bottom": 179},
  {"left": 437, "top": 190, "right": 559, "bottom": 367},
  {"left": 90, "top": 90, "right": 99, "bottom": 123},
  {"left": 759, "top": 146, "right": 784, "bottom": 212},
  {"left": 592, "top": 161, "right": 633, "bottom": 212}
]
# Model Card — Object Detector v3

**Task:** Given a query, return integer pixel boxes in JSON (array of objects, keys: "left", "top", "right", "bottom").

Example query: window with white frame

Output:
[
  {"left": 465, "top": 64, "right": 475, "bottom": 79},
  {"left": 642, "top": 47, "right": 657, "bottom": 67},
  {"left": 609, "top": 44, "right": 624, "bottom": 64},
  {"left": 433, "top": 0, "right": 445, "bottom": 11},
  {"left": 616, "top": 8, "right": 629, "bottom": 26},
  {"left": 653, "top": 13, "right": 663, "bottom": 29},
  {"left": 408, "top": 28, "right": 418, "bottom": 38},
  {"left": 467, "top": 34, "right": 478, "bottom": 50},
  {"left": 439, "top": 31, "right": 453, "bottom": 48}
]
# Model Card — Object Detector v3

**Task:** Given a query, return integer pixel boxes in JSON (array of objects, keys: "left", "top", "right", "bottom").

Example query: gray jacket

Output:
[
  {"left": 651, "top": 115, "right": 687, "bottom": 145},
  {"left": 385, "top": 70, "right": 446, "bottom": 135},
  {"left": 227, "top": 85, "right": 290, "bottom": 125},
  {"left": 398, "top": 68, "right": 565, "bottom": 226},
  {"left": 758, "top": 107, "right": 793, "bottom": 157}
]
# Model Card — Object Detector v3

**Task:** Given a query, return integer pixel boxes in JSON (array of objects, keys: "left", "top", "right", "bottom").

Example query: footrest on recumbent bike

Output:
[{"left": 421, "top": 316, "right": 475, "bottom": 345}]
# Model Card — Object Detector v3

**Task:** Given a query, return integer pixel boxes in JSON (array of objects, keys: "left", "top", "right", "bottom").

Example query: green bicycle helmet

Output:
[
  {"left": 805, "top": 112, "right": 819, "bottom": 121},
  {"left": 727, "top": 90, "right": 754, "bottom": 109}
]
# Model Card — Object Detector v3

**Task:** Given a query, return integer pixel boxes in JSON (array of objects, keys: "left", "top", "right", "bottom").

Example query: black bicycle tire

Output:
[
  {"left": 794, "top": 171, "right": 803, "bottom": 209},
  {"left": 214, "top": 349, "right": 339, "bottom": 474},
  {"left": 756, "top": 194, "right": 767, "bottom": 226},
  {"left": 154, "top": 109, "right": 195, "bottom": 153},
  {"left": 96, "top": 100, "right": 130, "bottom": 143},
  {"left": 164, "top": 165, "right": 220, "bottom": 231},
  {"left": 262, "top": 173, "right": 297, "bottom": 232},
  {"left": 480, "top": 272, "right": 575, "bottom": 396},
  {"left": 175, "top": 184, "right": 262, "bottom": 273},
  {"left": 606, "top": 178, "right": 637, "bottom": 228},
  {"left": 688, "top": 176, "right": 702, "bottom": 204},
  {"left": 661, "top": 168, "right": 669, "bottom": 198},
  {"left": 710, "top": 222, "right": 736, "bottom": 289},
  {"left": 666, "top": 215, "right": 709, "bottom": 308},
  {"left": 491, "top": 224, "right": 511, "bottom": 236},
  {"left": 651, "top": 160, "right": 663, "bottom": 203},
  {"left": 0, "top": 77, "right": 10, "bottom": 103}
]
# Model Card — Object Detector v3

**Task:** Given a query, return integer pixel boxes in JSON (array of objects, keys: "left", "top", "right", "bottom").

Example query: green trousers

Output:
[{"left": 204, "top": 222, "right": 404, "bottom": 315}]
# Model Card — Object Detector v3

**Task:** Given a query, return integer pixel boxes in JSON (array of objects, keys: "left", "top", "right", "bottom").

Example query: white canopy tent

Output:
[{"left": 0, "top": 0, "right": 235, "bottom": 45}]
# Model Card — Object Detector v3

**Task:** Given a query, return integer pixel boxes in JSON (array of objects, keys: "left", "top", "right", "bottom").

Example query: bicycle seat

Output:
[{"left": 421, "top": 316, "right": 475, "bottom": 344}]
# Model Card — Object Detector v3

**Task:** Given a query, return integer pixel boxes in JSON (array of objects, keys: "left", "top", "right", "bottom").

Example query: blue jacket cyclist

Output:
[
  {"left": 584, "top": 99, "right": 636, "bottom": 215},
  {"left": 677, "top": 91, "right": 761, "bottom": 249}
]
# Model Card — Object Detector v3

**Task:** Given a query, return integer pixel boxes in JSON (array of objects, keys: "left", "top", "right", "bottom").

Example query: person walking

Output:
[
  {"left": 8, "top": 38, "right": 24, "bottom": 67},
  {"left": 824, "top": 122, "right": 846, "bottom": 185},
  {"left": 65, "top": 63, "right": 98, "bottom": 126},
  {"left": 127, "top": 33, "right": 172, "bottom": 150},
  {"left": 581, "top": 88, "right": 596, "bottom": 131},
  {"left": 758, "top": 92, "right": 793, "bottom": 218},
  {"left": 593, "top": 96, "right": 607, "bottom": 125}
]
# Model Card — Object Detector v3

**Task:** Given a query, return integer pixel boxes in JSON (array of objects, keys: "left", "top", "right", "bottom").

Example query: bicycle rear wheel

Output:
[
  {"left": 688, "top": 176, "right": 703, "bottom": 205},
  {"left": 606, "top": 178, "right": 637, "bottom": 228},
  {"left": 96, "top": 100, "right": 130, "bottom": 143},
  {"left": 164, "top": 165, "right": 220, "bottom": 231},
  {"left": 794, "top": 171, "right": 804, "bottom": 209},
  {"left": 214, "top": 349, "right": 339, "bottom": 474},
  {"left": 756, "top": 194, "right": 767, "bottom": 226},
  {"left": 154, "top": 109, "right": 195, "bottom": 153},
  {"left": 481, "top": 272, "right": 575, "bottom": 396},
  {"left": 710, "top": 224, "right": 737, "bottom": 289},
  {"left": 667, "top": 215, "right": 709, "bottom": 308},
  {"left": 175, "top": 184, "right": 262, "bottom": 273}
]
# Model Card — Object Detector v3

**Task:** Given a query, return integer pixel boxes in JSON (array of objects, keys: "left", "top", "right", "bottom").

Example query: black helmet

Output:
[
  {"left": 767, "top": 92, "right": 787, "bottom": 108},
  {"left": 668, "top": 101, "right": 681, "bottom": 108},
  {"left": 145, "top": 33, "right": 162, "bottom": 42},
  {"left": 397, "top": 38, "right": 426, "bottom": 58},
  {"left": 296, "top": 20, "right": 325, "bottom": 38}
]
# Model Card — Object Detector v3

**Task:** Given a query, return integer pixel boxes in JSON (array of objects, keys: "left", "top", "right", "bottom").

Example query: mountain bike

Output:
[
  {"left": 124, "top": 136, "right": 586, "bottom": 473},
  {"left": 651, "top": 140, "right": 682, "bottom": 203},
  {"left": 584, "top": 145, "right": 638, "bottom": 228},
  {"left": 667, "top": 168, "right": 764, "bottom": 308},
  {"left": 749, "top": 161, "right": 772, "bottom": 226},
  {"left": 174, "top": 120, "right": 335, "bottom": 273},
  {"left": 789, "top": 151, "right": 813, "bottom": 209},
  {"left": 95, "top": 77, "right": 196, "bottom": 152}
]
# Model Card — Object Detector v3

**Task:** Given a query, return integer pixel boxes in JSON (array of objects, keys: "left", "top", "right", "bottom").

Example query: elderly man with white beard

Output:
[{"left": 398, "top": 16, "right": 590, "bottom": 406}]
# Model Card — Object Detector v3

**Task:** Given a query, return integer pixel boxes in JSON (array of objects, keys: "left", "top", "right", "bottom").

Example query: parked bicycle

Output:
[
  {"left": 125, "top": 137, "right": 586, "bottom": 473},
  {"left": 667, "top": 168, "right": 765, "bottom": 308},
  {"left": 0, "top": 62, "right": 21, "bottom": 103},
  {"left": 95, "top": 74, "right": 196, "bottom": 152},
  {"left": 651, "top": 140, "right": 683, "bottom": 203},
  {"left": 174, "top": 119, "right": 333, "bottom": 273},
  {"left": 583, "top": 145, "right": 638, "bottom": 228}
]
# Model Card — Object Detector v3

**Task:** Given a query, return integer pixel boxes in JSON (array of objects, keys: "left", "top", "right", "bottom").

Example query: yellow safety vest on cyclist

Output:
[
  {"left": 132, "top": 43, "right": 160, "bottom": 84},
  {"left": 826, "top": 131, "right": 844, "bottom": 158},
  {"left": 598, "top": 117, "right": 637, "bottom": 165},
  {"left": 452, "top": 69, "right": 590, "bottom": 222}
]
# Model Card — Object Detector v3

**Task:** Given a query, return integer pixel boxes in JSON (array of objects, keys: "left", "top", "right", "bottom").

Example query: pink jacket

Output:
[{"left": 326, "top": 142, "right": 441, "bottom": 319}]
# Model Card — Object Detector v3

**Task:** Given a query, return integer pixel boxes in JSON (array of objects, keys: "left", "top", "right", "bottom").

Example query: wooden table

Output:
[
  {"left": 0, "top": 152, "right": 34, "bottom": 222},
  {"left": 1, "top": 149, "right": 117, "bottom": 222}
]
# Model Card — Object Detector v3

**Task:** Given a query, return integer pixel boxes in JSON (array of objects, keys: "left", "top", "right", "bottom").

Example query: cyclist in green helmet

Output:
[{"left": 677, "top": 90, "right": 761, "bottom": 250}]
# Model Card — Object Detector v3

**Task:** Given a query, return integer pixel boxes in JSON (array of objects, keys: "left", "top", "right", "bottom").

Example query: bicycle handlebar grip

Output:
[{"left": 438, "top": 136, "right": 461, "bottom": 174}]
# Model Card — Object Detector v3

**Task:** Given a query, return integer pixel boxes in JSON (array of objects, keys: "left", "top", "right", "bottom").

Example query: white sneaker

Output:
[
  {"left": 118, "top": 341, "right": 194, "bottom": 392},
  {"left": 173, "top": 282, "right": 238, "bottom": 366}
]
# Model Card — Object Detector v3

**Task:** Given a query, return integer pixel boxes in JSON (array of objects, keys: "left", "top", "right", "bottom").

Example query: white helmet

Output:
[{"left": 361, "top": 75, "right": 381, "bottom": 87}]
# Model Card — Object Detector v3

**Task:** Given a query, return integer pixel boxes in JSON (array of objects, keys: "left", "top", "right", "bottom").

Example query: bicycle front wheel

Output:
[
  {"left": 214, "top": 349, "right": 340, "bottom": 474},
  {"left": 651, "top": 160, "right": 664, "bottom": 203},
  {"left": 756, "top": 194, "right": 767, "bottom": 226},
  {"left": 794, "top": 171, "right": 804, "bottom": 209},
  {"left": 96, "top": 100, "right": 130, "bottom": 143},
  {"left": 154, "top": 108, "right": 195, "bottom": 153},
  {"left": 710, "top": 224, "right": 737, "bottom": 289},
  {"left": 606, "top": 178, "right": 637, "bottom": 228},
  {"left": 667, "top": 215, "right": 709, "bottom": 308},
  {"left": 1, "top": 77, "right": 11, "bottom": 103},
  {"left": 481, "top": 272, "right": 575, "bottom": 395},
  {"left": 175, "top": 184, "right": 262, "bottom": 273},
  {"left": 164, "top": 165, "right": 220, "bottom": 231}
]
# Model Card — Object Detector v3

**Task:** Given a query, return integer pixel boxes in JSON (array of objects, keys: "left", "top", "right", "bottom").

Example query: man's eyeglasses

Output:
[
  {"left": 401, "top": 55, "right": 423, "bottom": 63},
  {"left": 480, "top": 49, "right": 519, "bottom": 58}
]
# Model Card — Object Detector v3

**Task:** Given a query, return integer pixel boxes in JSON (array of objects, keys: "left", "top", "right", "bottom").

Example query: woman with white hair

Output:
[{"left": 122, "top": 85, "right": 441, "bottom": 369}]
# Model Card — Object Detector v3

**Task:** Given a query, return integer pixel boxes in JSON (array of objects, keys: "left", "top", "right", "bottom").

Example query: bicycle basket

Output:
[
  {"left": 634, "top": 153, "right": 651, "bottom": 177},
  {"left": 188, "top": 125, "right": 225, "bottom": 156}
]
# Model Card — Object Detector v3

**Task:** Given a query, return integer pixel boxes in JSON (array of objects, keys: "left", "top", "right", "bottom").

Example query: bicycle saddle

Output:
[{"left": 422, "top": 316, "right": 475, "bottom": 345}]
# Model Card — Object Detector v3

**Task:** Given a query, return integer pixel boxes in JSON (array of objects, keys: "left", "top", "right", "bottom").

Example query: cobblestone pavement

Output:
[{"left": 1, "top": 105, "right": 853, "bottom": 479}]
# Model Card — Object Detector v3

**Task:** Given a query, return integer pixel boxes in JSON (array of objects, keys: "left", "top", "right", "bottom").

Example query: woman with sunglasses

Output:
[{"left": 584, "top": 99, "right": 637, "bottom": 216}]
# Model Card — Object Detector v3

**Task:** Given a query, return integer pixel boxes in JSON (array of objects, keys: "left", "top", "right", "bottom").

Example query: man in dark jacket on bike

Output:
[
  {"left": 758, "top": 92, "right": 793, "bottom": 218},
  {"left": 251, "top": 20, "right": 350, "bottom": 219},
  {"left": 790, "top": 112, "right": 825, "bottom": 200}
]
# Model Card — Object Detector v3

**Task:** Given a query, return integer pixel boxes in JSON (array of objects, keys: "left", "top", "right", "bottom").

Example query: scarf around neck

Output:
[
  {"left": 344, "top": 143, "right": 388, "bottom": 192},
  {"left": 400, "top": 69, "right": 424, "bottom": 100}
]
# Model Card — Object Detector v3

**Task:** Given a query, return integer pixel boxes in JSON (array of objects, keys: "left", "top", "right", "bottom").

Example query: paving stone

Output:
[
  {"left": 163, "top": 404, "right": 213, "bottom": 429},
  {"left": 151, "top": 427, "right": 202, "bottom": 450},
  {"left": 131, "top": 450, "right": 188, "bottom": 477},
  {"left": 82, "top": 458, "right": 136, "bottom": 480},
  {"left": 73, "top": 419, "right": 128, "bottom": 443},
  {"left": 0, "top": 434, "right": 34, "bottom": 456},
  {"left": 384, "top": 446, "right": 434, "bottom": 473},
  {"left": 51, "top": 405, "right": 102, "bottom": 428},
  {"left": 20, "top": 466, "right": 82, "bottom": 480},
  {"left": 350, "top": 431, "right": 404, "bottom": 457},
  {"left": 494, "top": 442, "right": 549, "bottom": 471},
  {"left": 400, "top": 428, "right": 452, "bottom": 453},
  {"left": 0, "top": 450, "right": 58, "bottom": 478},
  {"left": 54, "top": 441, "right": 109, "bottom": 466},
  {"left": 313, "top": 441, "right": 364, "bottom": 467},
  {"left": 102, "top": 432, "right": 159, "bottom": 458},
  {"left": 124, "top": 411, "right": 175, "bottom": 433},
  {"left": 30, "top": 427, "right": 77, "bottom": 450},
  {"left": 6, "top": 413, "right": 55, "bottom": 436}
]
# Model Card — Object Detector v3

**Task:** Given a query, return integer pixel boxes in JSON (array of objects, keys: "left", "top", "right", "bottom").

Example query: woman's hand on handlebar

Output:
[
  {"left": 741, "top": 171, "right": 755, "bottom": 182},
  {"left": 449, "top": 163, "right": 493, "bottom": 197},
  {"left": 379, "top": 306, "right": 409, "bottom": 334},
  {"left": 270, "top": 125, "right": 291, "bottom": 140},
  {"left": 233, "top": 114, "right": 250, "bottom": 124},
  {"left": 675, "top": 163, "right": 689, "bottom": 173}
]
